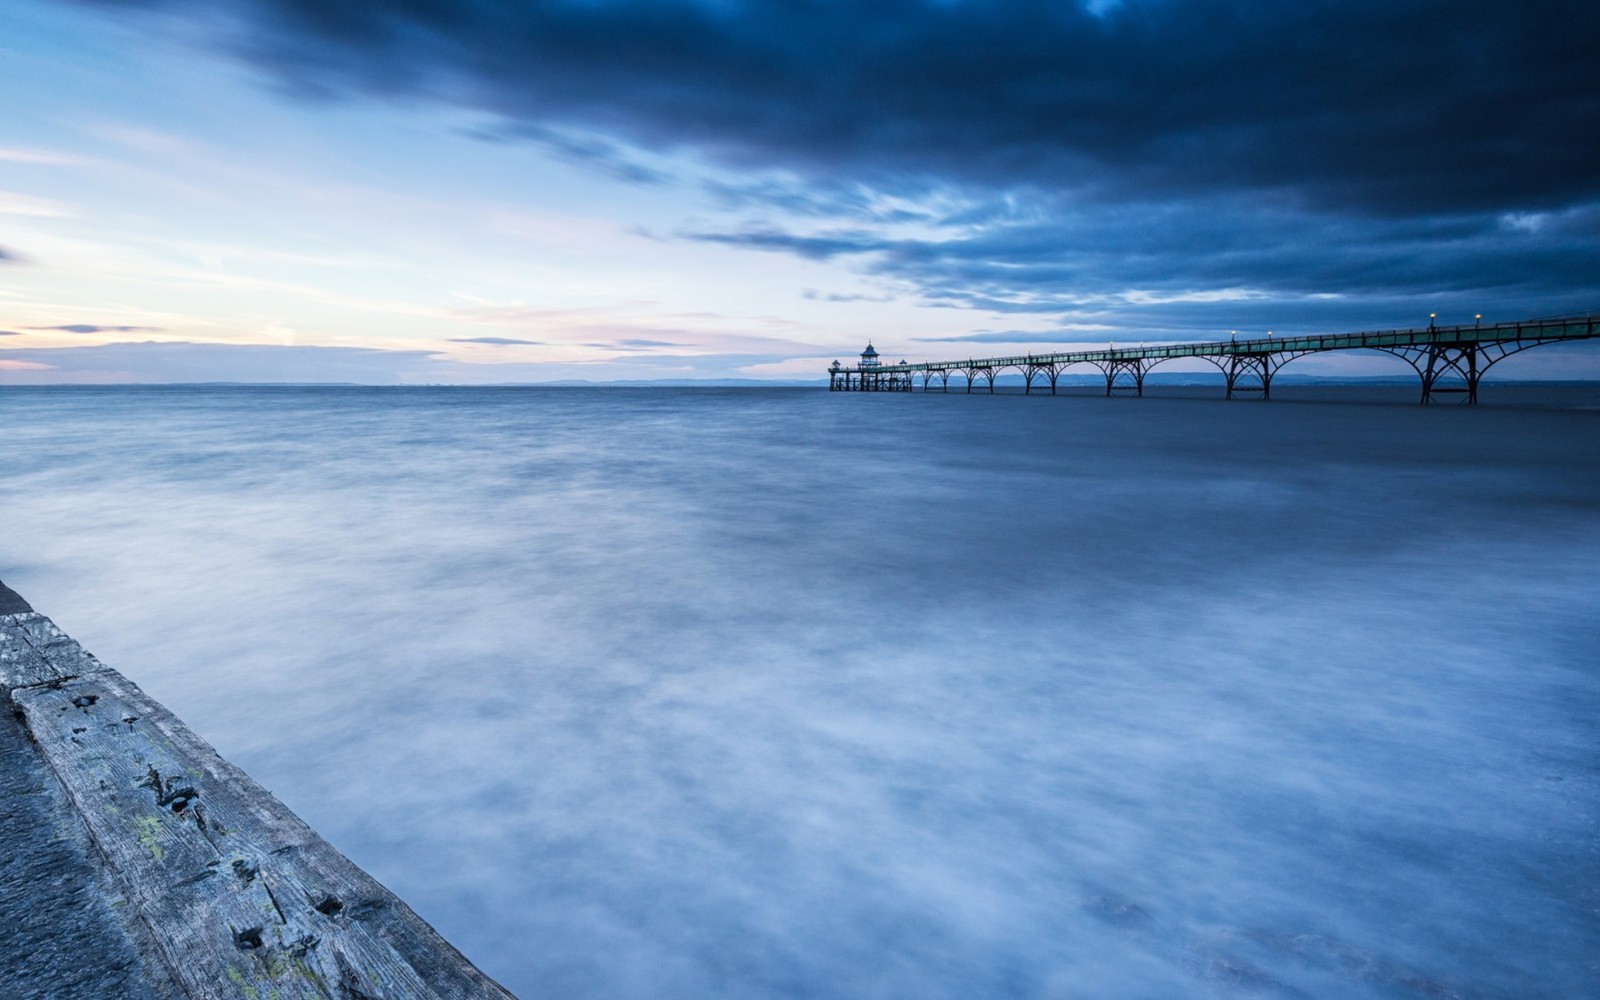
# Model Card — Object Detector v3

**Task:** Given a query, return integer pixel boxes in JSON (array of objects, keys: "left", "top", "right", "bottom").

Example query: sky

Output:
[{"left": 1, "top": 0, "right": 1598, "bottom": 384}]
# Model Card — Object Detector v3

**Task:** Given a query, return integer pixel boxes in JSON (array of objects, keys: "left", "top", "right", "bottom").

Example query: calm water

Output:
[{"left": 2, "top": 385, "right": 1597, "bottom": 999}]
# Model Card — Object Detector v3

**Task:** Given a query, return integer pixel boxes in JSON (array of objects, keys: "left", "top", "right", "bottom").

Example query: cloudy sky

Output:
[{"left": 2, "top": 0, "right": 1597, "bottom": 383}]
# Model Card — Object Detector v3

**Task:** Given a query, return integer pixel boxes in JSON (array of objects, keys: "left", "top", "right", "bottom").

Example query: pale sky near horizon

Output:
[{"left": 3, "top": 0, "right": 1597, "bottom": 383}]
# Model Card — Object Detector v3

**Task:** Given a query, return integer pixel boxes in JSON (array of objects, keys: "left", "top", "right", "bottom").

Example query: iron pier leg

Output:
[{"left": 1419, "top": 343, "right": 1480, "bottom": 405}]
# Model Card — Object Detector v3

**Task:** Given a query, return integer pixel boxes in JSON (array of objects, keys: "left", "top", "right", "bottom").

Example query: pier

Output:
[
  {"left": 827, "top": 314, "right": 1599, "bottom": 404},
  {"left": 0, "top": 579, "right": 515, "bottom": 999}
]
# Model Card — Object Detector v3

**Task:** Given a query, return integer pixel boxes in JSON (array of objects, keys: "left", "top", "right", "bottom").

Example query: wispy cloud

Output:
[
  {"left": 0, "top": 190, "right": 74, "bottom": 218},
  {"left": 684, "top": 226, "right": 886, "bottom": 261},
  {"left": 912, "top": 328, "right": 1117, "bottom": 345},
  {"left": 580, "top": 339, "right": 686, "bottom": 352},
  {"left": 0, "top": 146, "right": 92, "bottom": 167},
  {"left": 26, "top": 324, "right": 164, "bottom": 334},
  {"left": 447, "top": 337, "right": 548, "bottom": 346},
  {"left": 0, "top": 341, "right": 816, "bottom": 383},
  {"left": 472, "top": 122, "right": 674, "bottom": 187},
  {"left": 802, "top": 288, "right": 894, "bottom": 304}
]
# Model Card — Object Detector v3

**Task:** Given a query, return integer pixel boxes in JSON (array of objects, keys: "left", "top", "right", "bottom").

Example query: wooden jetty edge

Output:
[{"left": 0, "top": 578, "right": 516, "bottom": 999}]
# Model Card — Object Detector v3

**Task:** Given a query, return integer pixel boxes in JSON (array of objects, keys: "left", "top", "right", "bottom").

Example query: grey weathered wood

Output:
[
  {"left": 1, "top": 694, "right": 182, "bottom": 999},
  {"left": 1, "top": 612, "right": 95, "bottom": 690},
  {"left": 2, "top": 593, "right": 517, "bottom": 999},
  {"left": 8, "top": 610, "right": 108, "bottom": 678}
]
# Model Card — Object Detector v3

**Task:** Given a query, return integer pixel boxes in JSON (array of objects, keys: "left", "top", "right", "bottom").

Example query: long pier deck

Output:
[
  {"left": 828, "top": 314, "right": 1599, "bottom": 404},
  {"left": 0, "top": 579, "right": 515, "bottom": 999}
]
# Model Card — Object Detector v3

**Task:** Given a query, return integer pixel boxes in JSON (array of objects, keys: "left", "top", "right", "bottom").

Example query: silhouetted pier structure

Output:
[{"left": 827, "top": 315, "right": 1598, "bottom": 404}]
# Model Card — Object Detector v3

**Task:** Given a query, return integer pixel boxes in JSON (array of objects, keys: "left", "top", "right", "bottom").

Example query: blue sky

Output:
[{"left": 2, "top": 0, "right": 1597, "bottom": 383}]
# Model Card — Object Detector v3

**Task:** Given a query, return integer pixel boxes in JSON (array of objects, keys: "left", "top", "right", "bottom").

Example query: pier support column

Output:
[
  {"left": 1206, "top": 350, "right": 1313, "bottom": 400},
  {"left": 1224, "top": 354, "right": 1274, "bottom": 399},
  {"left": 1373, "top": 339, "right": 1548, "bottom": 406},
  {"left": 1419, "top": 343, "right": 1480, "bottom": 405},
  {"left": 1023, "top": 364, "right": 1058, "bottom": 395},
  {"left": 1098, "top": 359, "right": 1152, "bottom": 396}
]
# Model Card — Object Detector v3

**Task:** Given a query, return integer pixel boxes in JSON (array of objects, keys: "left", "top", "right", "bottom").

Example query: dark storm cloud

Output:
[
  {"left": 27, "top": 323, "right": 164, "bottom": 333},
  {"left": 66, "top": 0, "right": 1600, "bottom": 215},
  {"left": 692, "top": 196, "right": 1600, "bottom": 333},
  {"left": 447, "top": 336, "right": 547, "bottom": 345},
  {"left": 63, "top": 0, "right": 1599, "bottom": 338}
]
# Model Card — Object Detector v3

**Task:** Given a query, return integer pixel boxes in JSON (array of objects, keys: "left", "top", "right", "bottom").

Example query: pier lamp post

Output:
[
  {"left": 1430, "top": 312, "right": 1437, "bottom": 330},
  {"left": 1475, "top": 313, "right": 1482, "bottom": 328}
]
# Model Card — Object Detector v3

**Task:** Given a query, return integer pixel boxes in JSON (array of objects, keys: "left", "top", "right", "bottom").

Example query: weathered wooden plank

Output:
[
  {"left": 0, "top": 611, "right": 109, "bottom": 690},
  {"left": 1, "top": 613, "right": 61, "bottom": 690},
  {"left": 0, "top": 702, "right": 182, "bottom": 999},
  {"left": 9, "top": 610, "right": 108, "bottom": 678},
  {"left": 12, "top": 633, "right": 517, "bottom": 999}
]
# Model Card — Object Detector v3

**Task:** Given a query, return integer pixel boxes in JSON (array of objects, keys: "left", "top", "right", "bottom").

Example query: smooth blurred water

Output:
[{"left": 2, "top": 385, "right": 1597, "bottom": 999}]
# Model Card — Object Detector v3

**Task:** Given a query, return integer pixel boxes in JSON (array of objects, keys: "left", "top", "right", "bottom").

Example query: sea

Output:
[{"left": 2, "top": 383, "right": 1597, "bottom": 999}]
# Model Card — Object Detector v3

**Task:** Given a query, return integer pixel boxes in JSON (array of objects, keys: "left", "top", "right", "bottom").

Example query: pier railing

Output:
[{"left": 827, "top": 314, "right": 1598, "bottom": 404}]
